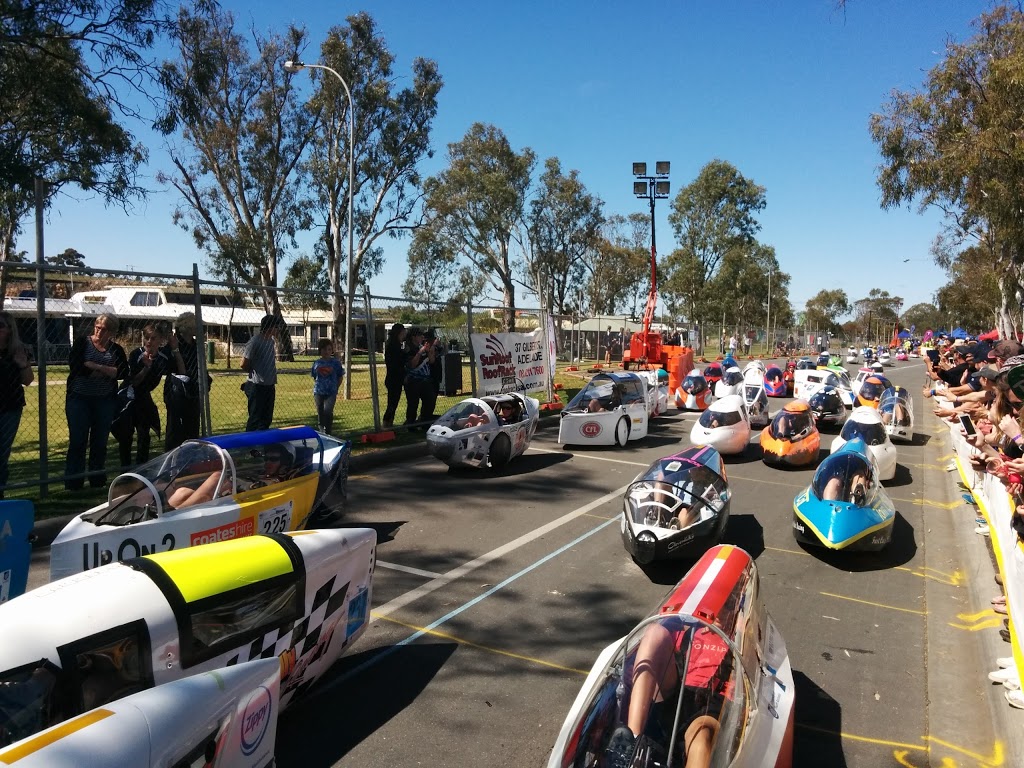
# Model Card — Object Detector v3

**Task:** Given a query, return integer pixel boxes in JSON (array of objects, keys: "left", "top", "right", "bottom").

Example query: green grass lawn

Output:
[{"left": 10, "top": 355, "right": 586, "bottom": 520}]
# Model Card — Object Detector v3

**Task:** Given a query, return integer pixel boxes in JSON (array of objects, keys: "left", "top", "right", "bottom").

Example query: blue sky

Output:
[{"left": 41, "top": 1, "right": 986, "bottom": 317}]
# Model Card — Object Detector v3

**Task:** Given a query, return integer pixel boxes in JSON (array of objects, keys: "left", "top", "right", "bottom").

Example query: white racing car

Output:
[
  {"left": 714, "top": 366, "right": 744, "bottom": 400},
  {"left": 879, "top": 386, "right": 914, "bottom": 442},
  {"left": 559, "top": 372, "right": 651, "bottom": 447},
  {"left": 830, "top": 406, "right": 898, "bottom": 481},
  {"left": 690, "top": 394, "right": 751, "bottom": 455},
  {"left": 637, "top": 369, "right": 670, "bottom": 417},
  {"left": 794, "top": 367, "right": 856, "bottom": 407},
  {"left": 742, "top": 367, "right": 771, "bottom": 428},
  {"left": 426, "top": 393, "right": 539, "bottom": 469},
  {"left": 0, "top": 528, "right": 375, "bottom": 750},
  {"left": 50, "top": 426, "right": 349, "bottom": 581}
]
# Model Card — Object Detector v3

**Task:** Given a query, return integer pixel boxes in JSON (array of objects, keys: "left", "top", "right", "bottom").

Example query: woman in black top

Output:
[
  {"left": 382, "top": 323, "right": 407, "bottom": 428},
  {"left": 162, "top": 313, "right": 202, "bottom": 451},
  {"left": 65, "top": 313, "right": 129, "bottom": 490},
  {"left": 0, "top": 311, "right": 33, "bottom": 498},
  {"left": 117, "top": 323, "right": 174, "bottom": 467}
]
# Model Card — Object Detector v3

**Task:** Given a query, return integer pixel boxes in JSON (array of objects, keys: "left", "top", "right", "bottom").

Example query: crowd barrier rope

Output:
[{"left": 939, "top": 397, "right": 1024, "bottom": 679}]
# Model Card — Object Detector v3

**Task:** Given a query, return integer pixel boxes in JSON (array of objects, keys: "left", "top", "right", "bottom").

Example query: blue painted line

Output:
[{"left": 333, "top": 515, "right": 619, "bottom": 684}]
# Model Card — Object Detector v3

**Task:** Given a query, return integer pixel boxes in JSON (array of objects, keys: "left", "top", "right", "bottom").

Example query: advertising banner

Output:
[{"left": 471, "top": 328, "right": 550, "bottom": 396}]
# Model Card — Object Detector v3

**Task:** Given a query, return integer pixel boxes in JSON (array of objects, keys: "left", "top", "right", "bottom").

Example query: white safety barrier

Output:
[{"left": 939, "top": 399, "right": 1024, "bottom": 679}]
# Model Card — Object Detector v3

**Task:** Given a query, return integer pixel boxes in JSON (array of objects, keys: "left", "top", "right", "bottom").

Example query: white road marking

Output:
[
  {"left": 526, "top": 446, "right": 648, "bottom": 467},
  {"left": 373, "top": 484, "right": 630, "bottom": 618},
  {"left": 376, "top": 560, "right": 446, "bottom": 579}
]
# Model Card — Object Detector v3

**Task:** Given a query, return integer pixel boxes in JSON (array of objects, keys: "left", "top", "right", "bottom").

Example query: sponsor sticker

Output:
[
  {"left": 347, "top": 587, "right": 368, "bottom": 638},
  {"left": 0, "top": 569, "right": 9, "bottom": 603},
  {"left": 665, "top": 461, "right": 682, "bottom": 472},
  {"left": 191, "top": 518, "right": 255, "bottom": 547},
  {"left": 239, "top": 685, "right": 272, "bottom": 756},
  {"left": 792, "top": 520, "right": 805, "bottom": 534},
  {"left": 580, "top": 421, "right": 602, "bottom": 438}
]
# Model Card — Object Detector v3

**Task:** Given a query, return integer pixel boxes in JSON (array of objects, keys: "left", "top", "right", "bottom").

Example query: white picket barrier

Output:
[{"left": 937, "top": 398, "right": 1024, "bottom": 678}]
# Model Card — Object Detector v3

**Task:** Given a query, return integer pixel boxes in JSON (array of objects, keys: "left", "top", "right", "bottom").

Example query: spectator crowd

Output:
[{"left": 924, "top": 333, "right": 1024, "bottom": 709}]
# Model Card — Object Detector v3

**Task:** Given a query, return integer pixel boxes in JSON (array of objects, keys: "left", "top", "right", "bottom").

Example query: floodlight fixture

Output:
[
  {"left": 655, "top": 180, "right": 671, "bottom": 197},
  {"left": 655, "top": 161, "right": 670, "bottom": 176},
  {"left": 633, "top": 162, "right": 647, "bottom": 177},
  {"left": 634, "top": 181, "right": 649, "bottom": 197}
]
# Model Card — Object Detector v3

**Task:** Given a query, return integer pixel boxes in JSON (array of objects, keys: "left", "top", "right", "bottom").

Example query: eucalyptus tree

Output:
[
  {"left": 524, "top": 157, "right": 604, "bottom": 317},
  {"left": 804, "top": 289, "right": 851, "bottom": 335},
  {"left": 664, "top": 160, "right": 767, "bottom": 342},
  {"left": 871, "top": 5, "right": 1024, "bottom": 336},
  {"left": 411, "top": 123, "right": 535, "bottom": 331},
  {"left": 157, "top": 5, "right": 315, "bottom": 319},
  {"left": 299, "top": 12, "right": 442, "bottom": 376}
]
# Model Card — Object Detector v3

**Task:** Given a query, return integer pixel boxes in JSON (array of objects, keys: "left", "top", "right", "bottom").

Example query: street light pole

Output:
[
  {"left": 766, "top": 266, "right": 772, "bottom": 357},
  {"left": 284, "top": 59, "right": 355, "bottom": 399},
  {"left": 631, "top": 162, "right": 670, "bottom": 366}
]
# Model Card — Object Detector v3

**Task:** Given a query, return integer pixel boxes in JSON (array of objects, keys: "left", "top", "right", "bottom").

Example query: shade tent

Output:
[
  {"left": 978, "top": 328, "right": 1000, "bottom": 342},
  {"left": 898, "top": 330, "right": 911, "bottom": 339},
  {"left": 951, "top": 327, "right": 969, "bottom": 340}
]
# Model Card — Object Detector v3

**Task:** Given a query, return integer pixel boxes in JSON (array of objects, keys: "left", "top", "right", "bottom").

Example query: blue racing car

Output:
[{"left": 791, "top": 438, "right": 896, "bottom": 551}]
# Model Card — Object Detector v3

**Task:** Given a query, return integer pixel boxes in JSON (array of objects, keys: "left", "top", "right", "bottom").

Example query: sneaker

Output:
[
  {"left": 1002, "top": 628, "right": 1012, "bottom": 642},
  {"left": 993, "top": 595, "right": 1008, "bottom": 605},
  {"left": 997, "top": 657, "right": 1015, "bottom": 668},
  {"left": 989, "top": 667, "right": 1019, "bottom": 684},
  {"left": 945, "top": 462, "right": 958, "bottom": 472},
  {"left": 605, "top": 726, "right": 636, "bottom": 768},
  {"left": 994, "top": 604, "right": 1008, "bottom": 615},
  {"left": 976, "top": 525, "right": 990, "bottom": 536},
  {"left": 963, "top": 493, "right": 977, "bottom": 505},
  {"left": 976, "top": 517, "right": 988, "bottom": 525},
  {"left": 1006, "top": 689, "right": 1024, "bottom": 709}
]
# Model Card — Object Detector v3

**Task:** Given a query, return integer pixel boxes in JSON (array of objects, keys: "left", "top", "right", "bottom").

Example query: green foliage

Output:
[
  {"left": 526, "top": 157, "right": 604, "bottom": 315},
  {"left": 901, "top": 302, "right": 944, "bottom": 333},
  {"left": 157, "top": 5, "right": 315, "bottom": 316},
  {"left": 804, "top": 289, "right": 851, "bottom": 334},
  {"left": 663, "top": 160, "right": 767, "bottom": 332},
  {"left": 579, "top": 213, "right": 648, "bottom": 316},
  {"left": 871, "top": 5, "right": 1024, "bottom": 335},
  {"left": 934, "top": 244, "right": 1001, "bottom": 331},
  {"left": 852, "top": 289, "right": 903, "bottom": 341},
  {"left": 411, "top": 123, "right": 535, "bottom": 330},
  {"left": 304, "top": 12, "right": 443, "bottom": 342}
]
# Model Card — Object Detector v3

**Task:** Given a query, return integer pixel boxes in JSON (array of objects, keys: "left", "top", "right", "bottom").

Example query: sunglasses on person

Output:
[{"left": 265, "top": 454, "right": 283, "bottom": 462}]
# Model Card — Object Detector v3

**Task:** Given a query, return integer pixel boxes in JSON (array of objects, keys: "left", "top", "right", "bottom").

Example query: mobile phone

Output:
[
  {"left": 926, "top": 349, "right": 940, "bottom": 365},
  {"left": 959, "top": 414, "right": 977, "bottom": 435}
]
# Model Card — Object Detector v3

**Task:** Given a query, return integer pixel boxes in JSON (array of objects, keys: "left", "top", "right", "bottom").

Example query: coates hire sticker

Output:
[
  {"left": 240, "top": 685, "right": 273, "bottom": 756},
  {"left": 580, "top": 421, "right": 602, "bottom": 438},
  {"left": 190, "top": 518, "right": 255, "bottom": 547}
]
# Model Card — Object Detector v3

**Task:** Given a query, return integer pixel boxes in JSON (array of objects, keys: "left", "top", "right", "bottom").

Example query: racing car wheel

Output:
[
  {"left": 614, "top": 417, "right": 630, "bottom": 448},
  {"left": 488, "top": 434, "right": 512, "bottom": 469}
]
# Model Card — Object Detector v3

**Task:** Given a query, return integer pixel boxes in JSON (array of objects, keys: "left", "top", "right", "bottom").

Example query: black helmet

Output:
[{"left": 808, "top": 386, "right": 844, "bottom": 420}]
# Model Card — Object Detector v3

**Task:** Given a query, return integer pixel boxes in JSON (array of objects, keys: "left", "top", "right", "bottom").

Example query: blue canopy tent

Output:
[
  {"left": 951, "top": 327, "right": 969, "bottom": 340},
  {"left": 897, "top": 330, "right": 911, "bottom": 339}
]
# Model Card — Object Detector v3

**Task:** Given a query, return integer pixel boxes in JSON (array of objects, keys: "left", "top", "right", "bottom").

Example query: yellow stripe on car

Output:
[
  {"left": 146, "top": 536, "right": 293, "bottom": 602},
  {"left": 0, "top": 709, "right": 114, "bottom": 763}
]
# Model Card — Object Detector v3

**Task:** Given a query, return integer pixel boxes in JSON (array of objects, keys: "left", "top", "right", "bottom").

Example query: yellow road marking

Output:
[
  {"left": 957, "top": 608, "right": 998, "bottom": 622},
  {"left": 949, "top": 617, "right": 1004, "bottom": 631},
  {"left": 372, "top": 613, "right": 590, "bottom": 675},
  {"left": 797, "top": 722, "right": 924, "bottom": 750},
  {"left": 935, "top": 453, "right": 955, "bottom": 461},
  {"left": 798, "top": 725, "right": 1005, "bottom": 767},
  {"left": 890, "top": 496, "right": 963, "bottom": 510},
  {"left": 583, "top": 512, "right": 617, "bottom": 520},
  {"left": 902, "top": 462, "right": 947, "bottom": 471},
  {"left": 765, "top": 546, "right": 964, "bottom": 586},
  {"left": 819, "top": 591, "right": 926, "bottom": 615}
]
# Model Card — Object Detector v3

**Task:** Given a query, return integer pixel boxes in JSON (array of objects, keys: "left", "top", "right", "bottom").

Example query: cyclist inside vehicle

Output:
[
  {"left": 817, "top": 454, "right": 872, "bottom": 505},
  {"left": 606, "top": 617, "right": 732, "bottom": 768},
  {"left": 495, "top": 400, "right": 519, "bottom": 425},
  {"left": 588, "top": 383, "right": 624, "bottom": 413}
]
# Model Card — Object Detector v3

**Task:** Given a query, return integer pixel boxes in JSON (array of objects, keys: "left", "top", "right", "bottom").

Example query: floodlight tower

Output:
[{"left": 626, "top": 161, "right": 670, "bottom": 367}]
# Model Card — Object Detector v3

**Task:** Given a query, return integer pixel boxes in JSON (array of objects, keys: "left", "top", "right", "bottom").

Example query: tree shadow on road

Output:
[{"left": 275, "top": 642, "right": 458, "bottom": 767}]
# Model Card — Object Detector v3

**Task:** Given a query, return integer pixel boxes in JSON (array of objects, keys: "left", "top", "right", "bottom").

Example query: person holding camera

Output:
[{"left": 403, "top": 327, "right": 437, "bottom": 429}]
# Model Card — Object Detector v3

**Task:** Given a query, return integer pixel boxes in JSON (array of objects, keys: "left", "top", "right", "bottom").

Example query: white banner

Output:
[{"left": 472, "top": 328, "right": 550, "bottom": 396}]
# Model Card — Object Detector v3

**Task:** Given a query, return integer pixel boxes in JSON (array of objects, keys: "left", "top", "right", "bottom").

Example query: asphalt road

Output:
[{"left": 25, "top": 361, "right": 1011, "bottom": 767}]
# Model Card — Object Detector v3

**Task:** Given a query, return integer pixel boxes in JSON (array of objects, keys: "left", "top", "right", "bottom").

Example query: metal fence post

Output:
[
  {"left": 467, "top": 302, "right": 477, "bottom": 396},
  {"left": 34, "top": 178, "right": 48, "bottom": 497},
  {"left": 363, "top": 287, "right": 381, "bottom": 432},
  {"left": 192, "top": 264, "right": 212, "bottom": 436}
]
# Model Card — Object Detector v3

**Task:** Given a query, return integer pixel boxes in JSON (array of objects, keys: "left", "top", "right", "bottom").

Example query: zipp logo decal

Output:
[
  {"left": 240, "top": 685, "right": 272, "bottom": 755},
  {"left": 581, "top": 422, "right": 602, "bottom": 437}
]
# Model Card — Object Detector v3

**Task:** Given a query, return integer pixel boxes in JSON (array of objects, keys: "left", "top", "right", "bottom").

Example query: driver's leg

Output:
[
  {"left": 683, "top": 715, "right": 719, "bottom": 768},
  {"left": 627, "top": 622, "right": 680, "bottom": 737},
  {"left": 169, "top": 471, "right": 223, "bottom": 510}
]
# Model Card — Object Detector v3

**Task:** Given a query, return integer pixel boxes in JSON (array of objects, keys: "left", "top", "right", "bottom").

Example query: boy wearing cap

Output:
[{"left": 242, "top": 315, "right": 283, "bottom": 431}]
